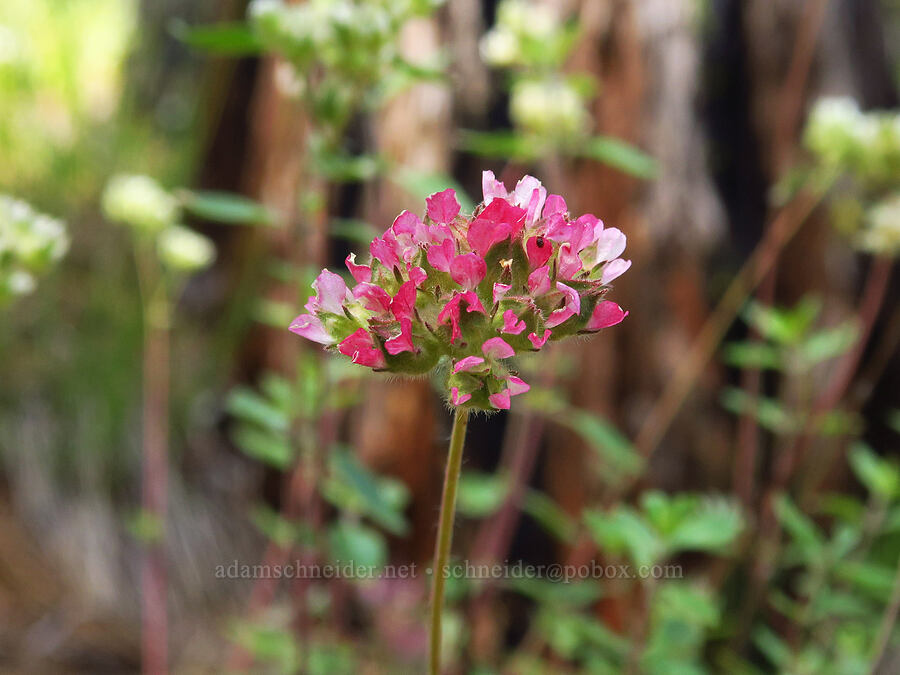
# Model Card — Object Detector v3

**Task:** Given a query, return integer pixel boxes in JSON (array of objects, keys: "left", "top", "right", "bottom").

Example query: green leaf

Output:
[
  {"left": 181, "top": 190, "right": 275, "bottom": 226},
  {"left": 326, "top": 449, "right": 409, "bottom": 535},
  {"left": 576, "top": 136, "right": 657, "bottom": 179},
  {"left": 226, "top": 386, "right": 288, "bottom": 432},
  {"left": 522, "top": 490, "right": 577, "bottom": 543},
  {"left": 231, "top": 426, "right": 293, "bottom": 470},
  {"left": 457, "top": 129, "right": 540, "bottom": 161},
  {"left": 848, "top": 443, "right": 900, "bottom": 499},
  {"left": 833, "top": 560, "right": 897, "bottom": 599},
  {"left": 722, "top": 341, "right": 782, "bottom": 370},
  {"left": 559, "top": 409, "right": 643, "bottom": 480},
  {"left": 250, "top": 505, "right": 312, "bottom": 548},
  {"left": 390, "top": 167, "right": 476, "bottom": 213},
  {"left": 752, "top": 626, "right": 791, "bottom": 668},
  {"left": 330, "top": 218, "right": 378, "bottom": 244},
  {"left": 253, "top": 299, "right": 296, "bottom": 328},
  {"left": 328, "top": 520, "right": 387, "bottom": 569},
  {"left": 506, "top": 577, "right": 602, "bottom": 608},
  {"left": 315, "top": 152, "right": 386, "bottom": 182},
  {"left": 457, "top": 472, "right": 509, "bottom": 518},
  {"left": 720, "top": 388, "right": 796, "bottom": 434},
  {"left": 230, "top": 624, "right": 299, "bottom": 673},
  {"left": 170, "top": 20, "right": 262, "bottom": 55},
  {"left": 743, "top": 298, "right": 820, "bottom": 345},
  {"left": 666, "top": 498, "right": 744, "bottom": 554},
  {"left": 584, "top": 507, "right": 663, "bottom": 568},
  {"left": 774, "top": 494, "right": 824, "bottom": 555},
  {"left": 797, "top": 321, "right": 859, "bottom": 367}
]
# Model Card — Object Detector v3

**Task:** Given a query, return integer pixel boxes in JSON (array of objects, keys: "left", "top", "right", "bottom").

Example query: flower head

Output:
[{"left": 290, "top": 171, "right": 629, "bottom": 410}]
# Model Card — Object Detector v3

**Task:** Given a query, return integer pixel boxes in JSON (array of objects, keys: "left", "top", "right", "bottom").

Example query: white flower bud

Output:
[
  {"left": 102, "top": 174, "right": 179, "bottom": 234},
  {"left": 157, "top": 225, "right": 216, "bottom": 273}
]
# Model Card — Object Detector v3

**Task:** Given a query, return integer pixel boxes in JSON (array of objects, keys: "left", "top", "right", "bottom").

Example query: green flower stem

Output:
[{"left": 429, "top": 407, "right": 470, "bottom": 675}]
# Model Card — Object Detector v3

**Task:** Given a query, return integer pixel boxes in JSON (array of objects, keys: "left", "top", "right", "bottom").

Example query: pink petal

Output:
[
  {"left": 601, "top": 258, "right": 631, "bottom": 284},
  {"left": 453, "top": 356, "right": 486, "bottom": 373},
  {"left": 543, "top": 194, "right": 567, "bottom": 219},
  {"left": 593, "top": 227, "right": 627, "bottom": 264},
  {"left": 438, "top": 292, "right": 484, "bottom": 344},
  {"left": 493, "top": 283, "right": 511, "bottom": 304},
  {"left": 528, "top": 329, "right": 551, "bottom": 349},
  {"left": 385, "top": 318, "right": 415, "bottom": 355},
  {"left": 482, "top": 337, "right": 515, "bottom": 360},
  {"left": 475, "top": 198, "right": 527, "bottom": 239},
  {"left": 390, "top": 281, "right": 417, "bottom": 321},
  {"left": 312, "top": 269, "right": 348, "bottom": 314},
  {"left": 426, "top": 188, "right": 461, "bottom": 224},
  {"left": 353, "top": 283, "right": 393, "bottom": 314},
  {"left": 427, "top": 223, "right": 454, "bottom": 245},
  {"left": 450, "top": 253, "right": 487, "bottom": 289},
  {"left": 289, "top": 314, "right": 334, "bottom": 345},
  {"left": 525, "top": 236, "right": 553, "bottom": 269},
  {"left": 370, "top": 235, "right": 400, "bottom": 270},
  {"left": 345, "top": 253, "right": 372, "bottom": 283},
  {"left": 502, "top": 309, "right": 526, "bottom": 335},
  {"left": 338, "top": 328, "right": 386, "bottom": 369},
  {"left": 460, "top": 290, "right": 486, "bottom": 314},
  {"left": 527, "top": 265, "right": 551, "bottom": 296},
  {"left": 489, "top": 391, "right": 511, "bottom": 410},
  {"left": 391, "top": 210, "right": 426, "bottom": 242},
  {"left": 408, "top": 265, "right": 428, "bottom": 287},
  {"left": 482, "top": 170, "right": 508, "bottom": 205},
  {"left": 507, "top": 376, "right": 530, "bottom": 396},
  {"left": 467, "top": 218, "right": 511, "bottom": 257},
  {"left": 451, "top": 387, "right": 471, "bottom": 406},
  {"left": 426, "top": 238, "right": 454, "bottom": 273},
  {"left": 546, "top": 282, "right": 581, "bottom": 328},
  {"left": 586, "top": 301, "right": 629, "bottom": 331},
  {"left": 557, "top": 242, "right": 583, "bottom": 279}
]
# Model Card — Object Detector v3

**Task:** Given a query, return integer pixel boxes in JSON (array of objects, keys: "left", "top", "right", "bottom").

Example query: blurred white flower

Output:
[
  {"left": 102, "top": 174, "right": 179, "bottom": 234},
  {"left": 157, "top": 225, "right": 216, "bottom": 273}
]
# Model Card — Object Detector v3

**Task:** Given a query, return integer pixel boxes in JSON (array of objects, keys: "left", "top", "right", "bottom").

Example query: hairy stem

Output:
[{"left": 429, "top": 408, "right": 470, "bottom": 675}]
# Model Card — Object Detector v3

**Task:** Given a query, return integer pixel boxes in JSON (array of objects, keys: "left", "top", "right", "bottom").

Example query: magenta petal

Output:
[
  {"left": 451, "top": 387, "right": 471, "bottom": 406},
  {"left": 557, "top": 242, "right": 583, "bottom": 279},
  {"left": 586, "top": 301, "right": 629, "bottom": 331},
  {"left": 345, "top": 253, "right": 372, "bottom": 283},
  {"left": 289, "top": 314, "right": 334, "bottom": 345},
  {"left": 450, "top": 253, "right": 487, "bottom": 289},
  {"left": 353, "top": 283, "right": 393, "bottom": 314},
  {"left": 408, "top": 265, "right": 427, "bottom": 287},
  {"left": 493, "top": 283, "right": 511, "bottom": 304},
  {"left": 438, "top": 295, "right": 463, "bottom": 343},
  {"left": 525, "top": 236, "right": 553, "bottom": 269},
  {"left": 507, "top": 376, "right": 530, "bottom": 396},
  {"left": 489, "top": 390, "right": 511, "bottom": 410},
  {"left": 426, "top": 188, "right": 461, "bottom": 224},
  {"left": 601, "top": 258, "right": 632, "bottom": 284},
  {"left": 527, "top": 265, "right": 551, "bottom": 296},
  {"left": 482, "top": 337, "right": 515, "bottom": 359},
  {"left": 460, "top": 290, "right": 486, "bottom": 314},
  {"left": 467, "top": 217, "right": 511, "bottom": 257},
  {"left": 426, "top": 237, "right": 454, "bottom": 273},
  {"left": 370, "top": 236, "right": 400, "bottom": 270},
  {"left": 528, "top": 329, "right": 551, "bottom": 349},
  {"left": 385, "top": 318, "right": 415, "bottom": 355},
  {"left": 390, "top": 281, "right": 417, "bottom": 321},
  {"left": 312, "top": 269, "right": 348, "bottom": 314},
  {"left": 546, "top": 307, "right": 576, "bottom": 328},
  {"left": 543, "top": 194, "right": 567, "bottom": 219},
  {"left": 502, "top": 309, "right": 526, "bottom": 335},
  {"left": 338, "top": 328, "right": 386, "bottom": 369},
  {"left": 453, "top": 356, "right": 486, "bottom": 373},
  {"left": 391, "top": 210, "right": 425, "bottom": 241}
]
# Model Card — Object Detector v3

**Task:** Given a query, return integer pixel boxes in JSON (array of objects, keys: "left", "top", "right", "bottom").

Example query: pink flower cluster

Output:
[{"left": 290, "top": 171, "right": 629, "bottom": 410}]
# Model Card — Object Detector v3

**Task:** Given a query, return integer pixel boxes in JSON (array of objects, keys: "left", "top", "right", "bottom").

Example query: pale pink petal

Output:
[
  {"left": 408, "top": 265, "right": 427, "bottom": 287},
  {"left": 493, "top": 283, "right": 511, "bottom": 304},
  {"left": 543, "top": 194, "right": 567, "bottom": 219},
  {"left": 546, "top": 282, "right": 581, "bottom": 327},
  {"left": 489, "top": 390, "right": 511, "bottom": 410},
  {"left": 502, "top": 309, "right": 526, "bottom": 335},
  {"left": 514, "top": 176, "right": 546, "bottom": 224},
  {"left": 426, "top": 188, "right": 461, "bottom": 224},
  {"left": 557, "top": 242, "right": 583, "bottom": 279},
  {"left": 525, "top": 236, "right": 553, "bottom": 269},
  {"left": 390, "top": 281, "right": 417, "bottom": 321},
  {"left": 528, "top": 329, "right": 551, "bottom": 349},
  {"left": 426, "top": 238, "right": 454, "bottom": 273},
  {"left": 450, "top": 253, "right": 487, "bottom": 289},
  {"left": 385, "top": 318, "right": 415, "bottom": 355},
  {"left": 451, "top": 387, "right": 471, "bottom": 406},
  {"left": 586, "top": 301, "right": 629, "bottom": 331},
  {"left": 427, "top": 223, "right": 454, "bottom": 245},
  {"left": 601, "top": 258, "right": 632, "bottom": 284},
  {"left": 507, "top": 376, "right": 530, "bottom": 396},
  {"left": 482, "top": 337, "right": 515, "bottom": 359},
  {"left": 527, "top": 265, "right": 551, "bottom": 296},
  {"left": 312, "top": 269, "right": 348, "bottom": 314},
  {"left": 352, "top": 283, "right": 392, "bottom": 314},
  {"left": 453, "top": 356, "right": 486, "bottom": 373},
  {"left": 593, "top": 227, "right": 627, "bottom": 264},
  {"left": 289, "top": 314, "right": 334, "bottom": 345},
  {"left": 345, "top": 253, "right": 372, "bottom": 283},
  {"left": 338, "top": 328, "right": 386, "bottom": 369},
  {"left": 482, "top": 170, "right": 508, "bottom": 205}
]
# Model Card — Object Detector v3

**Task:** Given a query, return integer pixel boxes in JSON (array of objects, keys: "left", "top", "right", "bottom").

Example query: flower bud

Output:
[
  {"left": 157, "top": 225, "right": 216, "bottom": 273},
  {"left": 102, "top": 174, "right": 179, "bottom": 234}
]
